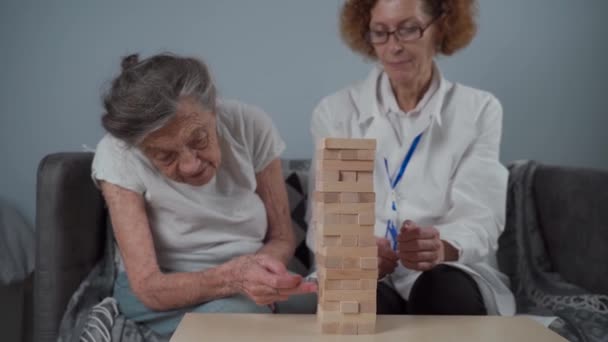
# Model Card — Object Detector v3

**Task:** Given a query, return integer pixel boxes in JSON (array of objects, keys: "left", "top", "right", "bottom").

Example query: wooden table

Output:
[{"left": 171, "top": 313, "right": 567, "bottom": 342}]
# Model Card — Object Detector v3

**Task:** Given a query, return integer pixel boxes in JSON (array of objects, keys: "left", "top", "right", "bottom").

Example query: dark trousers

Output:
[{"left": 377, "top": 265, "right": 487, "bottom": 315}]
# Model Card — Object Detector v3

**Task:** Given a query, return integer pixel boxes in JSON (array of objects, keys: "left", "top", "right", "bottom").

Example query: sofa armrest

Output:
[
  {"left": 533, "top": 164, "right": 608, "bottom": 295},
  {"left": 34, "top": 152, "right": 107, "bottom": 342}
]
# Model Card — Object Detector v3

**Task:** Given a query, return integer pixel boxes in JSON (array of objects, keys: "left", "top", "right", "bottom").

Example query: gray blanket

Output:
[
  {"left": 57, "top": 227, "right": 167, "bottom": 342},
  {"left": 498, "top": 161, "right": 608, "bottom": 342}
]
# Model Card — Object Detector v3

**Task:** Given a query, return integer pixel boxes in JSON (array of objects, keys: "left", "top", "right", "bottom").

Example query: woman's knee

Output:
[{"left": 409, "top": 265, "right": 487, "bottom": 315}]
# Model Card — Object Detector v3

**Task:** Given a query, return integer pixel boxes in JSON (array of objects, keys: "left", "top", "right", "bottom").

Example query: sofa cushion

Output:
[{"left": 533, "top": 164, "right": 608, "bottom": 295}]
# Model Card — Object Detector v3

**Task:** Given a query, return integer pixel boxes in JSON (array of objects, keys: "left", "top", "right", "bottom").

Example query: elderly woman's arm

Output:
[
  {"left": 101, "top": 181, "right": 303, "bottom": 311},
  {"left": 254, "top": 158, "right": 296, "bottom": 266}
]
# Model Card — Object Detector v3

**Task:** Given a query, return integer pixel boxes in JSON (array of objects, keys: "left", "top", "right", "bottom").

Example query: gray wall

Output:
[{"left": 1, "top": 0, "right": 607, "bottom": 225}]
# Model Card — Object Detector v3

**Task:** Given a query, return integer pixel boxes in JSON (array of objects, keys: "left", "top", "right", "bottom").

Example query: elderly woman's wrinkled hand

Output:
[{"left": 228, "top": 254, "right": 317, "bottom": 306}]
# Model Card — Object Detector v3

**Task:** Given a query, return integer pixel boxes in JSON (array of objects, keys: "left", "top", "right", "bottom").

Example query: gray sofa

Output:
[{"left": 30, "top": 153, "right": 608, "bottom": 342}]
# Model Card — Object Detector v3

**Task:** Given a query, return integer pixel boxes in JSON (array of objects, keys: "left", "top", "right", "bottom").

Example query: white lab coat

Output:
[{"left": 306, "top": 64, "right": 515, "bottom": 315}]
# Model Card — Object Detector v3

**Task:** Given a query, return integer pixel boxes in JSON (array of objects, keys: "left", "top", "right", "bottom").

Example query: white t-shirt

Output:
[{"left": 92, "top": 99, "right": 286, "bottom": 273}]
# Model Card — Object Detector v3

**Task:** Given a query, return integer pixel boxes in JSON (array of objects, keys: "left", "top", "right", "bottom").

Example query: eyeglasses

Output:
[{"left": 367, "top": 15, "right": 443, "bottom": 45}]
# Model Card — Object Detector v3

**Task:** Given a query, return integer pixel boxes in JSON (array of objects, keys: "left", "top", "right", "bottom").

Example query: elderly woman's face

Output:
[
  {"left": 139, "top": 97, "right": 221, "bottom": 186},
  {"left": 370, "top": 0, "right": 438, "bottom": 85}
]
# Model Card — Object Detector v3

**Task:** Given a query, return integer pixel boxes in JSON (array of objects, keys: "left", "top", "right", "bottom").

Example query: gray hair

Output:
[{"left": 101, "top": 53, "right": 217, "bottom": 145}]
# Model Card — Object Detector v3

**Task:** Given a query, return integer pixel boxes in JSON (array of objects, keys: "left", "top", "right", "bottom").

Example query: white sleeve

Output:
[
  {"left": 305, "top": 99, "right": 336, "bottom": 251},
  {"left": 435, "top": 96, "right": 508, "bottom": 265},
  {"left": 91, "top": 135, "right": 146, "bottom": 194}
]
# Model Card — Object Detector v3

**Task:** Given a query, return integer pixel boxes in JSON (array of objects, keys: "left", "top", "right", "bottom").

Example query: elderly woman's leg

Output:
[
  {"left": 113, "top": 272, "right": 187, "bottom": 336},
  {"left": 113, "top": 272, "right": 271, "bottom": 337}
]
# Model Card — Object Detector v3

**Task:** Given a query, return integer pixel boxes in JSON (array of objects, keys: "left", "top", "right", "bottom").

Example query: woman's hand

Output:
[
  {"left": 397, "top": 220, "right": 458, "bottom": 272},
  {"left": 227, "top": 254, "right": 317, "bottom": 306},
  {"left": 376, "top": 237, "right": 399, "bottom": 279}
]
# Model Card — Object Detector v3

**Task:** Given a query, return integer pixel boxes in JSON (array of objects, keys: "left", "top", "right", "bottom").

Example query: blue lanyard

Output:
[{"left": 384, "top": 133, "right": 423, "bottom": 250}]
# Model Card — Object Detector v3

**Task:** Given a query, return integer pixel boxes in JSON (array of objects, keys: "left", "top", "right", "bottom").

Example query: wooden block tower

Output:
[{"left": 314, "top": 138, "right": 378, "bottom": 335}]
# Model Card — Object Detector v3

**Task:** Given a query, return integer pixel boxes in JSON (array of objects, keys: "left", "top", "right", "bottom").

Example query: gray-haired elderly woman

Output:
[{"left": 92, "top": 53, "right": 316, "bottom": 337}]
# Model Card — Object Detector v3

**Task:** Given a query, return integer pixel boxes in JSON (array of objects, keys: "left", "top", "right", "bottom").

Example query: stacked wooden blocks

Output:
[{"left": 314, "top": 138, "right": 378, "bottom": 335}]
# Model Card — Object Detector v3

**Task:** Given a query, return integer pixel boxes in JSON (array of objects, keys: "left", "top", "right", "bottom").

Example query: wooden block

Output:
[
  {"left": 316, "top": 254, "right": 343, "bottom": 269},
  {"left": 317, "top": 224, "right": 374, "bottom": 236},
  {"left": 340, "top": 301, "right": 359, "bottom": 314},
  {"left": 321, "top": 301, "right": 340, "bottom": 312},
  {"left": 317, "top": 311, "right": 377, "bottom": 324},
  {"left": 358, "top": 212, "right": 375, "bottom": 225},
  {"left": 342, "top": 257, "right": 360, "bottom": 269},
  {"left": 357, "top": 179, "right": 374, "bottom": 186},
  {"left": 341, "top": 280, "right": 361, "bottom": 290},
  {"left": 340, "top": 150, "right": 375, "bottom": 162},
  {"left": 318, "top": 149, "right": 375, "bottom": 161},
  {"left": 338, "top": 150, "right": 357, "bottom": 160},
  {"left": 324, "top": 280, "right": 343, "bottom": 290},
  {"left": 339, "top": 322, "right": 358, "bottom": 335},
  {"left": 317, "top": 149, "right": 340, "bottom": 160},
  {"left": 322, "top": 138, "right": 376, "bottom": 150},
  {"left": 360, "top": 300, "right": 376, "bottom": 313},
  {"left": 319, "top": 214, "right": 340, "bottom": 224},
  {"left": 317, "top": 305, "right": 326, "bottom": 320},
  {"left": 360, "top": 257, "right": 379, "bottom": 270},
  {"left": 318, "top": 213, "right": 358, "bottom": 225},
  {"left": 316, "top": 202, "right": 374, "bottom": 215},
  {"left": 315, "top": 236, "right": 334, "bottom": 252},
  {"left": 323, "top": 290, "right": 376, "bottom": 301},
  {"left": 313, "top": 192, "right": 340, "bottom": 203},
  {"left": 317, "top": 160, "right": 374, "bottom": 172},
  {"left": 341, "top": 214, "right": 359, "bottom": 224},
  {"left": 357, "top": 322, "right": 376, "bottom": 334},
  {"left": 339, "top": 192, "right": 376, "bottom": 203},
  {"left": 357, "top": 235, "right": 376, "bottom": 247},
  {"left": 358, "top": 192, "right": 376, "bottom": 203},
  {"left": 317, "top": 170, "right": 340, "bottom": 182},
  {"left": 354, "top": 150, "right": 375, "bottom": 161},
  {"left": 318, "top": 285, "right": 325, "bottom": 302},
  {"left": 339, "top": 171, "right": 357, "bottom": 182},
  {"left": 316, "top": 192, "right": 375, "bottom": 204},
  {"left": 360, "top": 279, "right": 378, "bottom": 291},
  {"left": 339, "top": 192, "right": 360, "bottom": 203},
  {"left": 319, "top": 268, "right": 379, "bottom": 280},
  {"left": 326, "top": 256, "right": 343, "bottom": 269},
  {"left": 319, "top": 246, "right": 377, "bottom": 258},
  {"left": 340, "top": 235, "right": 358, "bottom": 247},
  {"left": 316, "top": 181, "right": 374, "bottom": 193},
  {"left": 357, "top": 171, "right": 373, "bottom": 183},
  {"left": 319, "top": 236, "right": 340, "bottom": 247}
]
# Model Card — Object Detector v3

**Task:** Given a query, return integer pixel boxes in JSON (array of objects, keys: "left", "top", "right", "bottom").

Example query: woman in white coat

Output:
[{"left": 307, "top": 0, "right": 515, "bottom": 315}]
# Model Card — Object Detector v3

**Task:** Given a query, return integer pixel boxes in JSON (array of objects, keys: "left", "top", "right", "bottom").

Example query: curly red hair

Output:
[{"left": 340, "top": 0, "right": 478, "bottom": 59}]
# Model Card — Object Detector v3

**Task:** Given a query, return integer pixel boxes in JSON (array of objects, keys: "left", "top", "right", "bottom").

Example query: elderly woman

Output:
[
  {"left": 93, "top": 53, "right": 316, "bottom": 337},
  {"left": 307, "top": 0, "right": 515, "bottom": 315}
]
